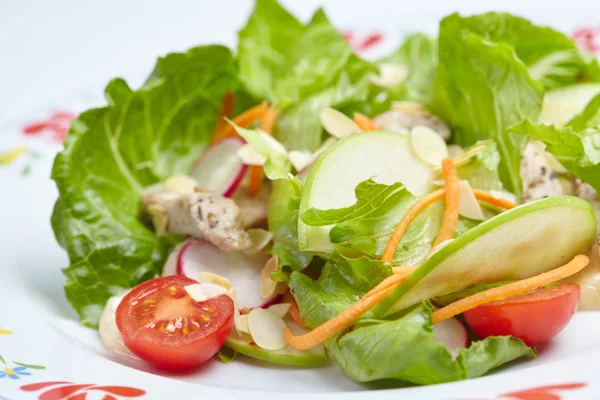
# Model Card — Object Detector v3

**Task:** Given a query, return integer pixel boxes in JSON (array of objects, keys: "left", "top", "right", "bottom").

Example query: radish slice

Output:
[
  {"left": 190, "top": 137, "right": 248, "bottom": 197},
  {"left": 433, "top": 317, "right": 468, "bottom": 358},
  {"left": 172, "top": 239, "right": 282, "bottom": 309}
]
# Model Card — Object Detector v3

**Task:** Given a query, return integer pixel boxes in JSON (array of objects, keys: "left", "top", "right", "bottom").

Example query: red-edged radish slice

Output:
[
  {"left": 433, "top": 317, "right": 469, "bottom": 358},
  {"left": 190, "top": 137, "right": 248, "bottom": 197},
  {"left": 167, "top": 239, "right": 282, "bottom": 310}
]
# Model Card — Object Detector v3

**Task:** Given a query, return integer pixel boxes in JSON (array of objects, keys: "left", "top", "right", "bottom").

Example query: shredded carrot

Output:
[
  {"left": 472, "top": 189, "right": 517, "bottom": 210},
  {"left": 248, "top": 106, "right": 279, "bottom": 195},
  {"left": 431, "top": 254, "right": 589, "bottom": 324},
  {"left": 284, "top": 292, "right": 309, "bottom": 330},
  {"left": 430, "top": 158, "right": 460, "bottom": 252},
  {"left": 213, "top": 92, "right": 235, "bottom": 135},
  {"left": 381, "top": 189, "right": 445, "bottom": 263},
  {"left": 212, "top": 101, "right": 268, "bottom": 143},
  {"left": 284, "top": 268, "right": 414, "bottom": 350},
  {"left": 353, "top": 113, "right": 378, "bottom": 131}
]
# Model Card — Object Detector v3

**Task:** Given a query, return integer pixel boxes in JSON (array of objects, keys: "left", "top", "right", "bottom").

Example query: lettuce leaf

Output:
[
  {"left": 328, "top": 302, "right": 535, "bottom": 384},
  {"left": 568, "top": 93, "right": 600, "bottom": 131},
  {"left": 238, "top": 0, "right": 376, "bottom": 151},
  {"left": 377, "top": 33, "right": 437, "bottom": 103},
  {"left": 268, "top": 178, "right": 315, "bottom": 274},
  {"left": 300, "top": 179, "right": 484, "bottom": 265},
  {"left": 509, "top": 119, "right": 600, "bottom": 191},
  {"left": 432, "top": 13, "right": 545, "bottom": 200},
  {"left": 455, "top": 141, "right": 505, "bottom": 192},
  {"left": 289, "top": 251, "right": 391, "bottom": 328},
  {"left": 51, "top": 46, "right": 238, "bottom": 327}
]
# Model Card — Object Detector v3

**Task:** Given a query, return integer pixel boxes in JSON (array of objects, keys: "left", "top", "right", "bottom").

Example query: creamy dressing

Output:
[{"left": 98, "top": 293, "right": 137, "bottom": 358}]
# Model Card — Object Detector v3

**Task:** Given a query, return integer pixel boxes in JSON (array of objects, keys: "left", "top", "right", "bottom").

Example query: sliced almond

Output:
[
  {"left": 260, "top": 256, "right": 279, "bottom": 299},
  {"left": 146, "top": 204, "right": 168, "bottom": 237},
  {"left": 237, "top": 144, "right": 266, "bottom": 166},
  {"left": 197, "top": 272, "right": 232, "bottom": 290},
  {"left": 371, "top": 64, "right": 408, "bottom": 88},
  {"left": 184, "top": 283, "right": 228, "bottom": 302},
  {"left": 447, "top": 144, "right": 464, "bottom": 160},
  {"left": 243, "top": 229, "right": 274, "bottom": 255},
  {"left": 267, "top": 303, "right": 292, "bottom": 318},
  {"left": 247, "top": 308, "right": 287, "bottom": 350},
  {"left": 320, "top": 108, "right": 361, "bottom": 139},
  {"left": 410, "top": 125, "right": 448, "bottom": 167},
  {"left": 236, "top": 313, "right": 251, "bottom": 334},
  {"left": 164, "top": 175, "right": 199, "bottom": 194},
  {"left": 458, "top": 180, "right": 485, "bottom": 221},
  {"left": 392, "top": 101, "right": 432, "bottom": 116},
  {"left": 288, "top": 150, "right": 315, "bottom": 172}
]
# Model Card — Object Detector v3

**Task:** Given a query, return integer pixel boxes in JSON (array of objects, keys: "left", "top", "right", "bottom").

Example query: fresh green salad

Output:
[{"left": 52, "top": 0, "right": 600, "bottom": 386}]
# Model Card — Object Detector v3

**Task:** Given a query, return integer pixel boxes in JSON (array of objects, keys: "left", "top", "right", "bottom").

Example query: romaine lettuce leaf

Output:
[
  {"left": 238, "top": 0, "right": 376, "bottom": 151},
  {"left": 301, "top": 179, "right": 484, "bottom": 265},
  {"left": 289, "top": 251, "right": 391, "bottom": 327},
  {"left": 509, "top": 119, "right": 600, "bottom": 191},
  {"left": 432, "top": 13, "right": 545, "bottom": 201},
  {"left": 377, "top": 33, "right": 437, "bottom": 103},
  {"left": 455, "top": 141, "right": 505, "bottom": 192},
  {"left": 328, "top": 302, "right": 535, "bottom": 384},
  {"left": 268, "top": 178, "right": 315, "bottom": 274},
  {"left": 51, "top": 46, "right": 238, "bottom": 327},
  {"left": 568, "top": 93, "right": 600, "bottom": 131}
]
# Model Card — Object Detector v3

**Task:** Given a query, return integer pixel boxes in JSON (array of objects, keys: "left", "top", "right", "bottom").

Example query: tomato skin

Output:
[
  {"left": 116, "top": 276, "right": 234, "bottom": 371},
  {"left": 463, "top": 283, "right": 580, "bottom": 346}
]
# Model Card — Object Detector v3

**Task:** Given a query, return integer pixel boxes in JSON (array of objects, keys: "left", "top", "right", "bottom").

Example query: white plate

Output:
[{"left": 2, "top": 3, "right": 600, "bottom": 399}]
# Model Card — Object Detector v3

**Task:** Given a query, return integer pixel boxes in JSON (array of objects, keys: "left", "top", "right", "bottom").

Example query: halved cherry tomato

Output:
[
  {"left": 116, "top": 275, "right": 234, "bottom": 371},
  {"left": 463, "top": 283, "right": 580, "bottom": 346}
]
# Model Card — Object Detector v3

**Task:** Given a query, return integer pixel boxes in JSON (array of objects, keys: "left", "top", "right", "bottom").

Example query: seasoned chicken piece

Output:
[
  {"left": 142, "top": 176, "right": 251, "bottom": 251},
  {"left": 520, "top": 141, "right": 564, "bottom": 202},
  {"left": 374, "top": 103, "right": 451, "bottom": 140},
  {"left": 231, "top": 184, "right": 271, "bottom": 228}
]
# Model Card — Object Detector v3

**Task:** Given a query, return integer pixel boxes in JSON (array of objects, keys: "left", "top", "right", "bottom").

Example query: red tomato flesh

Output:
[
  {"left": 116, "top": 275, "right": 234, "bottom": 371},
  {"left": 463, "top": 283, "right": 579, "bottom": 346}
]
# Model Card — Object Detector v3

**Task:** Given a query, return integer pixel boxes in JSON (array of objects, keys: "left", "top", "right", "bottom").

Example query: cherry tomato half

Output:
[
  {"left": 463, "top": 283, "right": 580, "bottom": 346},
  {"left": 116, "top": 275, "right": 234, "bottom": 371}
]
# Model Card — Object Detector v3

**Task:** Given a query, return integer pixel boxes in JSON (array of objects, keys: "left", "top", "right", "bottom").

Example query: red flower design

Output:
[
  {"left": 22, "top": 110, "right": 77, "bottom": 142},
  {"left": 500, "top": 383, "right": 587, "bottom": 400},
  {"left": 342, "top": 30, "right": 384, "bottom": 53},
  {"left": 20, "top": 381, "right": 145, "bottom": 400},
  {"left": 572, "top": 26, "right": 600, "bottom": 54}
]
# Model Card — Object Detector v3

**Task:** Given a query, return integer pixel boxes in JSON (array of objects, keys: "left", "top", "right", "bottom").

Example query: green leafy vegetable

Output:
[
  {"left": 432, "top": 13, "right": 545, "bottom": 200},
  {"left": 51, "top": 46, "right": 237, "bottom": 328},
  {"left": 238, "top": 0, "right": 376, "bottom": 151},
  {"left": 568, "top": 93, "right": 600, "bottom": 131},
  {"left": 268, "top": 178, "right": 314, "bottom": 274},
  {"left": 377, "top": 33, "right": 437, "bottom": 103},
  {"left": 509, "top": 119, "right": 600, "bottom": 191},
  {"left": 455, "top": 141, "right": 504, "bottom": 192},
  {"left": 289, "top": 251, "right": 391, "bottom": 328},
  {"left": 328, "top": 302, "right": 535, "bottom": 384}
]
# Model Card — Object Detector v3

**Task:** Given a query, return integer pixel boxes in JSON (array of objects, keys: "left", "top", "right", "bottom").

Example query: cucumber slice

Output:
[
  {"left": 379, "top": 196, "right": 596, "bottom": 315},
  {"left": 225, "top": 333, "right": 326, "bottom": 367},
  {"left": 299, "top": 131, "right": 433, "bottom": 252},
  {"left": 540, "top": 83, "right": 600, "bottom": 126}
]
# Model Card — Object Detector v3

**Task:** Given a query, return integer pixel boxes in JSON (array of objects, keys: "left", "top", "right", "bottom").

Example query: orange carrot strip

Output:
[
  {"left": 353, "top": 113, "right": 378, "bottom": 131},
  {"left": 431, "top": 254, "right": 589, "bottom": 324},
  {"left": 284, "top": 292, "right": 309, "bottom": 330},
  {"left": 213, "top": 92, "right": 235, "bottom": 135},
  {"left": 361, "top": 266, "right": 416, "bottom": 300},
  {"left": 212, "top": 101, "right": 268, "bottom": 143},
  {"left": 248, "top": 106, "right": 279, "bottom": 195},
  {"left": 430, "top": 158, "right": 460, "bottom": 250},
  {"left": 284, "top": 272, "right": 410, "bottom": 350},
  {"left": 473, "top": 190, "right": 517, "bottom": 210},
  {"left": 381, "top": 189, "right": 446, "bottom": 263}
]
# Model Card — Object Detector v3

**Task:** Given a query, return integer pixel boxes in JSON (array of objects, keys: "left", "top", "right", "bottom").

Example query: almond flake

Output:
[
  {"left": 184, "top": 283, "right": 228, "bottom": 302},
  {"left": 242, "top": 229, "right": 274, "bottom": 255},
  {"left": 237, "top": 144, "right": 265, "bottom": 166},
  {"left": 247, "top": 308, "right": 287, "bottom": 350},
  {"left": 260, "top": 256, "right": 280, "bottom": 299},
  {"left": 267, "top": 303, "right": 292, "bottom": 318},
  {"left": 320, "top": 108, "right": 361, "bottom": 139},
  {"left": 458, "top": 180, "right": 485, "bottom": 221},
  {"left": 410, "top": 125, "right": 448, "bottom": 167}
]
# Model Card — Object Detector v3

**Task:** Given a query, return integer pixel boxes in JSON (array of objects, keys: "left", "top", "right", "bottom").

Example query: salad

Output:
[{"left": 51, "top": 0, "right": 600, "bottom": 386}]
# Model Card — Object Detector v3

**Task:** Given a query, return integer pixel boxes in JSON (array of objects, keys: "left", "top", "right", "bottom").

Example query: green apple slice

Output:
[
  {"left": 225, "top": 332, "right": 326, "bottom": 367},
  {"left": 540, "top": 83, "right": 600, "bottom": 127},
  {"left": 378, "top": 196, "right": 596, "bottom": 315},
  {"left": 299, "top": 131, "right": 433, "bottom": 252}
]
